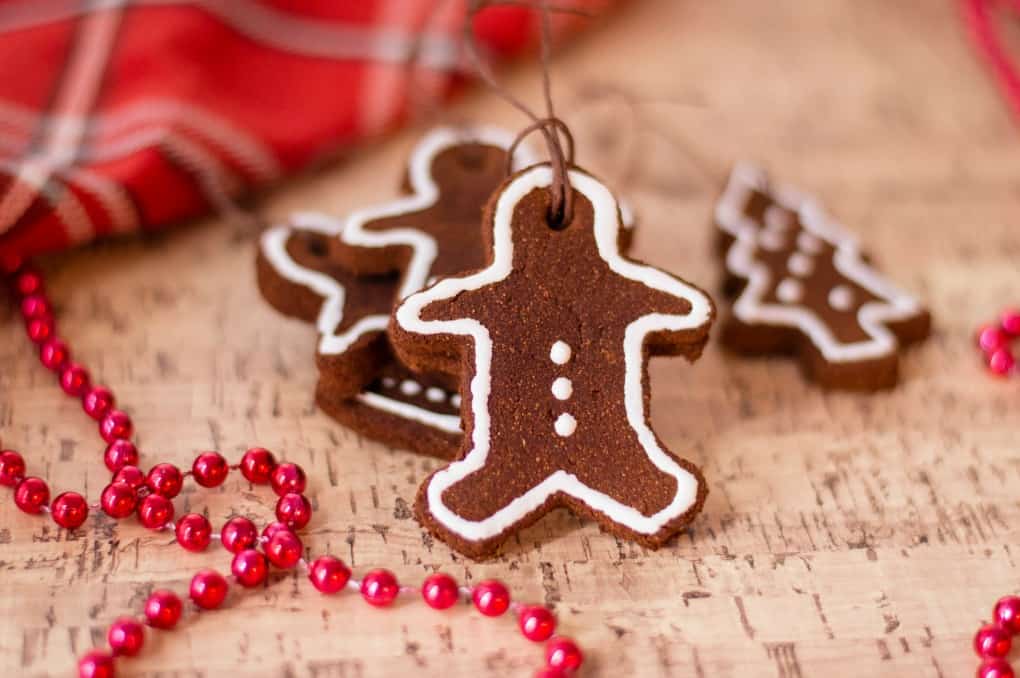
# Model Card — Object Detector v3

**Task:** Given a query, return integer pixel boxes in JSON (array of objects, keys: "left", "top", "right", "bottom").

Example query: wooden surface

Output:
[{"left": 2, "top": 1, "right": 1020, "bottom": 676}]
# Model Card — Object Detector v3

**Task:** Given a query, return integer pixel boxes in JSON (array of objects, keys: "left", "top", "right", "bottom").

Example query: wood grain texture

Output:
[{"left": 2, "top": 1, "right": 1019, "bottom": 676}]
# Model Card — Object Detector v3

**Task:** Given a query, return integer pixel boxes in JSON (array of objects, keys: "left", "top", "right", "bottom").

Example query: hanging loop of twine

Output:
[{"left": 466, "top": 0, "right": 587, "bottom": 228}]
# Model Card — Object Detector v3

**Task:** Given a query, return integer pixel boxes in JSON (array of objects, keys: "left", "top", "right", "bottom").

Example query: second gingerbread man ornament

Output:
[{"left": 391, "top": 164, "right": 715, "bottom": 558}]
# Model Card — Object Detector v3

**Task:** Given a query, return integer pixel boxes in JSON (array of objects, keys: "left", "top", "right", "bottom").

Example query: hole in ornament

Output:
[
  {"left": 546, "top": 203, "right": 569, "bottom": 231},
  {"left": 458, "top": 147, "right": 485, "bottom": 171},
  {"left": 302, "top": 233, "right": 328, "bottom": 258}
]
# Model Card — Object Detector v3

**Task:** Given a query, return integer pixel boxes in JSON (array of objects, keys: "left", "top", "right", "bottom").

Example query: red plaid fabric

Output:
[{"left": 0, "top": 1, "right": 609, "bottom": 263}]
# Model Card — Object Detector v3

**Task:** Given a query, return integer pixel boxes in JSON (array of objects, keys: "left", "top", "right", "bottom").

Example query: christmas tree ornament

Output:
[
  {"left": 714, "top": 163, "right": 931, "bottom": 390},
  {"left": 390, "top": 163, "right": 715, "bottom": 558},
  {"left": 976, "top": 308, "right": 1020, "bottom": 377}
]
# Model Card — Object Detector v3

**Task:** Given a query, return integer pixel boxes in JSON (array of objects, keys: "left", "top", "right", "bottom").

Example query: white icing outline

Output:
[
  {"left": 395, "top": 166, "right": 712, "bottom": 542},
  {"left": 715, "top": 163, "right": 924, "bottom": 363}
]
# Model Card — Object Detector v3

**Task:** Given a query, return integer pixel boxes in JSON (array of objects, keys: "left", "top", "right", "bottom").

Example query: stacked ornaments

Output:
[{"left": 256, "top": 126, "right": 931, "bottom": 560}]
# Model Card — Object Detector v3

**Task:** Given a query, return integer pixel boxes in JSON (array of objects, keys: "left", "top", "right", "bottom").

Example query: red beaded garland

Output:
[
  {"left": 309, "top": 555, "right": 352, "bottom": 594},
  {"left": 261, "top": 520, "right": 291, "bottom": 541},
  {"left": 472, "top": 580, "right": 511, "bottom": 617},
  {"left": 103, "top": 440, "right": 138, "bottom": 472},
  {"left": 240, "top": 447, "right": 276, "bottom": 484},
  {"left": 976, "top": 624, "right": 1013, "bottom": 659},
  {"left": 534, "top": 668, "right": 568, "bottom": 678},
  {"left": 59, "top": 363, "right": 91, "bottom": 397},
  {"left": 519, "top": 605, "right": 557, "bottom": 642},
  {"left": 421, "top": 573, "right": 460, "bottom": 610},
  {"left": 545, "top": 637, "right": 584, "bottom": 672},
  {"left": 978, "top": 310, "right": 1019, "bottom": 377},
  {"left": 77, "top": 650, "right": 115, "bottom": 678},
  {"left": 221, "top": 516, "right": 258, "bottom": 554},
  {"left": 107, "top": 617, "right": 145, "bottom": 657},
  {"left": 192, "top": 451, "right": 229, "bottom": 487},
  {"left": 19, "top": 293, "right": 50, "bottom": 319},
  {"left": 39, "top": 339, "right": 70, "bottom": 371},
  {"left": 275, "top": 492, "right": 312, "bottom": 529},
  {"left": 51, "top": 491, "right": 89, "bottom": 529},
  {"left": 146, "top": 463, "right": 183, "bottom": 498},
  {"left": 979, "top": 660, "right": 1016, "bottom": 678},
  {"left": 13, "top": 267, "right": 43, "bottom": 296},
  {"left": 231, "top": 549, "right": 269, "bottom": 588},
  {"left": 1003, "top": 309, "right": 1020, "bottom": 336},
  {"left": 190, "top": 569, "right": 229, "bottom": 610},
  {"left": 83, "top": 387, "right": 116, "bottom": 421},
  {"left": 137, "top": 494, "right": 174, "bottom": 529},
  {"left": 175, "top": 513, "right": 212, "bottom": 552},
  {"left": 144, "top": 590, "right": 182, "bottom": 629},
  {"left": 270, "top": 462, "right": 307, "bottom": 496},
  {"left": 360, "top": 569, "right": 400, "bottom": 607},
  {"left": 264, "top": 529, "right": 303, "bottom": 569},
  {"left": 99, "top": 410, "right": 133, "bottom": 443},
  {"left": 14, "top": 476, "right": 50, "bottom": 514},
  {"left": 26, "top": 316, "right": 55, "bottom": 344},
  {"left": 100, "top": 483, "right": 137, "bottom": 518},
  {"left": 112, "top": 465, "right": 145, "bottom": 490},
  {"left": 994, "top": 596, "right": 1020, "bottom": 635},
  {"left": 0, "top": 449, "right": 26, "bottom": 486}
]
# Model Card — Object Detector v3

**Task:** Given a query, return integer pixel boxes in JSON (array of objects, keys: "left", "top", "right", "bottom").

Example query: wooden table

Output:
[{"left": 2, "top": 1, "right": 1019, "bottom": 676}]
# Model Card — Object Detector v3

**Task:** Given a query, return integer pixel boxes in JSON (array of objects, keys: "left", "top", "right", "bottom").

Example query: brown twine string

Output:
[{"left": 466, "top": 0, "right": 590, "bottom": 228}]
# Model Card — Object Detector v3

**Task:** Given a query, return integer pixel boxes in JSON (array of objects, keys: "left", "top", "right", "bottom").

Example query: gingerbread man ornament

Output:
[
  {"left": 714, "top": 164, "right": 930, "bottom": 390},
  {"left": 391, "top": 164, "right": 714, "bottom": 558}
]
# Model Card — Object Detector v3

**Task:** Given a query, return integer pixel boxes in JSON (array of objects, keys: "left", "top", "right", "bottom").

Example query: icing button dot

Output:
[
  {"left": 764, "top": 205, "right": 792, "bottom": 230},
  {"left": 787, "top": 252, "right": 813, "bottom": 277},
  {"left": 757, "top": 230, "right": 786, "bottom": 251},
  {"left": 828, "top": 285, "right": 854, "bottom": 311},
  {"left": 399, "top": 380, "right": 422, "bottom": 396},
  {"left": 450, "top": 394, "right": 462, "bottom": 408},
  {"left": 551, "top": 377, "right": 573, "bottom": 401},
  {"left": 550, "top": 341, "right": 572, "bottom": 365},
  {"left": 425, "top": 387, "right": 445, "bottom": 403},
  {"left": 554, "top": 413, "right": 577, "bottom": 437},
  {"left": 381, "top": 377, "right": 397, "bottom": 389},
  {"left": 797, "top": 231, "right": 823, "bottom": 254},
  {"left": 776, "top": 278, "right": 803, "bottom": 304}
]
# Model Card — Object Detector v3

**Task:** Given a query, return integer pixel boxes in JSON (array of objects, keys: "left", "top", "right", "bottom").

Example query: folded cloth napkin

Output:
[{"left": 0, "top": 1, "right": 610, "bottom": 263}]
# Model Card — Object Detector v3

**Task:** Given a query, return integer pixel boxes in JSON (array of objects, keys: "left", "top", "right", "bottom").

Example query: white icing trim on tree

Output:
[
  {"left": 355, "top": 392, "right": 462, "bottom": 434},
  {"left": 715, "top": 163, "right": 924, "bottom": 363},
  {"left": 395, "top": 166, "right": 712, "bottom": 542}
]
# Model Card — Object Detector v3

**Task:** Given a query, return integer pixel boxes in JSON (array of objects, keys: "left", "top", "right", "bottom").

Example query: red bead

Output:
[
  {"left": 264, "top": 530, "right": 303, "bottom": 569},
  {"left": 26, "top": 316, "right": 55, "bottom": 344},
  {"left": 84, "top": 387, "right": 116, "bottom": 421},
  {"left": 240, "top": 447, "right": 276, "bottom": 484},
  {"left": 976, "top": 624, "right": 1013, "bottom": 659},
  {"left": 219, "top": 516, "right": 257, "bottom": 553},
  {"left": 261, "top": 521, "right": 291, "bottom": 541},
  {"left": 519, "top": 605, "right": 557, "bottom": 642},
  {"left": 360, "top": 569, "right": 400, "bottom": 607},
  {"left": 14, "top": 268, "right": 43, "bottom": 297},
  {"left": 59, "top": 363, "right": 91, "bottom": 397},
  {"left": 231, "top": 549, "right": 269, "bottom": 587},
  {"left": 112, "top": 465, "right": 145, "bottom": 490},
  {"left": 192, "top": 451, "right": 229, "bottom": 488},
  {"left": 51, "top": 491, "right": 89, "bottom": 529},
  {"left": 979, "top": 325, "right": 1009, "bottom": 353},
  {"left": 20, "top": 293, "right": 50, "bottom": 320},
  {"left": 978, "top": 659, "right": 1016, "bottom": 678},
  {"left": 545, "top": 637, "right": 584, "bottom": 671},
  {"left": 994, "top": 596, "right": 1020, "bottom": 635},
  {"left": 309, "top": 556, "right": 351, "bottom": 594},
  {"left": 472, "top": 580, "right": 511, "bottom": 617},
  {"left": 190, "top": 569, "right": 228, "bottom": 609},
  {"left": 107, "top": 617, "right": 144, "bottom": 657},
  {"left": 99, "top": 410, "right": 133, "bottom": 443},
  {"left": 989, "top": 348, "right": 1016, "bottom": 376},
  {"left": 422, "top": 573, "right": 460, "bottom": 610},
  {"left": 0, "top": 449, "right": 25, "bottom": 486},
  {"left": 270, "top": 462, "right": 307, "bottom": 496},
  {"left": 77, "top": 650, "right": 115, "bottom": 678},
  {"left": 534, "top": 669, "right": 567, "bottom": 678},
  {"left": 100, "top": 483, "right": 137, "bottom": 518},
  {"left": 275, "top": 492, "right": 312, "bottom": 529},
  {"left": 14, "top": 476, "right": 50, "bottom": 514},
  {"left": 144, "top": 590, "right": 182, "bottom": 629},
  {"left": 137, "top": 494, "right": 174, "bottom": 529},
  {"left": 103, "top": 440, "right": 138, "bottom": 472},
  {"left": 1003, "top": 309, "right": 1020, "bottom": 336},
  {"left": 175, "top": 513, "right": 212, "bottom": 552},
  {"left": 39, "top": 339, "right": 70, "bottom": 371},
  {"left": 146, "top": 463, "right": 183, "bottom": 498}
]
